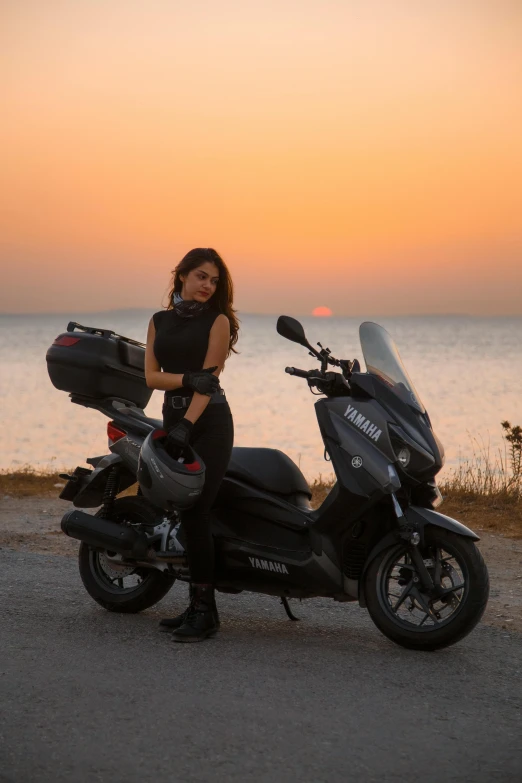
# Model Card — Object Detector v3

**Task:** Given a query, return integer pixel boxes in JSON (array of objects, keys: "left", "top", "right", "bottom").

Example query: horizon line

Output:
[{"left": 1, "top": 308, "right": 521, "bottom": 319}]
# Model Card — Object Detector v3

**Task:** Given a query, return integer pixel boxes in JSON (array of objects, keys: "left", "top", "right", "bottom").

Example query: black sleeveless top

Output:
[{"left": 152, "top": 308, "right": 222, "bottom": 398}]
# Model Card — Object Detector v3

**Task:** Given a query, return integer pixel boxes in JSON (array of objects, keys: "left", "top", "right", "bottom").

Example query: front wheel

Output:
[
  {"left": 364, "top": 527, "right": 489, "bottom": 651},
  {"left": 78, "top": 496, "right": 175, "bottom": 613}
]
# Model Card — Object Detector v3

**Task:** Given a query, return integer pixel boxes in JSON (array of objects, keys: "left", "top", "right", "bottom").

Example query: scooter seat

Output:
[{"left": 227, "top": 447, "right": 312, "bottom": 500}]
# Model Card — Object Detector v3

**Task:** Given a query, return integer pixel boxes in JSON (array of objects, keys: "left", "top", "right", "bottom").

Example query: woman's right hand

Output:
[
  {"left": 182, "top": 366, "right": 221, "bottom": 395},
  {"left": 166, "top": 418, "right": 194, "bottom": 454}
]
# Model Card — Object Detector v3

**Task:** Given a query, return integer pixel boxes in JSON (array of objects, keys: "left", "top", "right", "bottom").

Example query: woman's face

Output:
[{"left": 180, "top": 262, "right": 220, "bottom": 303}]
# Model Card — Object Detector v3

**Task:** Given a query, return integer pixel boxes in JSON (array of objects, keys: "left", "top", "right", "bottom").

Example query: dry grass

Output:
[
  {"left": 309, "top": 475, "right": 336, "bottom": 508},
  {"left": 441, "top": 490, "right": 522, "bottom": 539},
  {"left": 439, "top": 422, "right": 521, "bottom": 499},
  {"left": 0, "top": 467, "right": 68, "bottom": 498},
  {"left": 435, "top": 422, "right": 522, "bottom": 536},
  {"left": 0, "top": 467, "right": 140, "bottom": 500}
]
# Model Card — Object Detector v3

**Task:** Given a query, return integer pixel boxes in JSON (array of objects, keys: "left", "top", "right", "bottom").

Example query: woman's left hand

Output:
[{"left": 166, "top": 418, "right": 194, "bottom": 451}]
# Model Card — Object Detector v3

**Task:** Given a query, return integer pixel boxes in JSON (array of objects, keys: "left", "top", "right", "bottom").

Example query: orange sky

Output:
[{"left": 1, "top": 0, "right": 521, "bottom": 315}]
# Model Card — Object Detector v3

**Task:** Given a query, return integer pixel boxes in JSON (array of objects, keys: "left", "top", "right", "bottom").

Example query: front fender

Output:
[
  {"left": 404, "top": 505, "right": 479, "bottom": 541},
  {"left": 358, "top": 504, "right": 479, "bottom": 607}
]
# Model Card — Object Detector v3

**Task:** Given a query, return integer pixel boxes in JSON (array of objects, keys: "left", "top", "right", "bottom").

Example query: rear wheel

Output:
[
  {"left": 78, "top": 496, "right": 175, "bottom": 613},
  {"left": 365, "top": 527, "right": 489, "bottom": 650}
]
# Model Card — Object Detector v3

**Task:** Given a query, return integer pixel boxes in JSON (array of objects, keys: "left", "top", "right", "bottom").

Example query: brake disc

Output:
[{"left": 98, "top": 552, "right": 136, "bottom": 579}]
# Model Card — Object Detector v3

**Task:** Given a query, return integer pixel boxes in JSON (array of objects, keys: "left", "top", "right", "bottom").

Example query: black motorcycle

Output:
[{"left": 47, "top": 316, "right": 489, "bottom": 650}]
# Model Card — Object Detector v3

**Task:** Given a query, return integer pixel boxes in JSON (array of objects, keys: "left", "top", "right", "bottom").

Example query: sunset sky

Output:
[{"left": 2, "top": 0, "right": 521, "bottom": 315}]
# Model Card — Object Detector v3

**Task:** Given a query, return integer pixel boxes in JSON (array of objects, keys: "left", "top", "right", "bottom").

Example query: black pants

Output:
[{"left": 163, "top": 398, "right": 234, "bottom": 583}]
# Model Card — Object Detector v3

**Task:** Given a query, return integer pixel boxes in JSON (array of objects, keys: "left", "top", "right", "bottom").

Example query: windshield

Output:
[{"left": 359, "top": 322, "right": 425, "bottom": 414}]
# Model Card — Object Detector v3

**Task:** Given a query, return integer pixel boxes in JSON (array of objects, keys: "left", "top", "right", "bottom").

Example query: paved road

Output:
[{"left": 1, "top": 550, "right": 521, "bottom": 783}]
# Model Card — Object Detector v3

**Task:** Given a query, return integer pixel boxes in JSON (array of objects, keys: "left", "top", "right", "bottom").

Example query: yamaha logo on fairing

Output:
[
  {"left": 343, "top": 404, "right": 382, "bottom": 442},
  {"left": 249, "top": 557, "right": 289, "bottom": 575}
]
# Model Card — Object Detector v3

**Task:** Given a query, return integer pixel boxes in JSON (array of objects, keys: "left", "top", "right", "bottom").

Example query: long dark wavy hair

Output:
[{"left": 166, "top": 248, "right": 239, "bottom": 358}]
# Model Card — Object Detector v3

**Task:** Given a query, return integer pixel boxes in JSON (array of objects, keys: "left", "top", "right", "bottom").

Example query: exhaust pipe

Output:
[{"left": 61, "top": 509, "right": 149, "bottom": 559}]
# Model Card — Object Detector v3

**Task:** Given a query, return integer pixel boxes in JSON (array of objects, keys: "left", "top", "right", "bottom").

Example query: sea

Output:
[{"left": 1, "top": 311, "right": 521, "bottom": 482}]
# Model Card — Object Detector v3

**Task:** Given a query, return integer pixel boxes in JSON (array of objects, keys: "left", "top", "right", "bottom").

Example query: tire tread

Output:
[{"left": 364, "top": 528, "right": 489, "bottom": 651}]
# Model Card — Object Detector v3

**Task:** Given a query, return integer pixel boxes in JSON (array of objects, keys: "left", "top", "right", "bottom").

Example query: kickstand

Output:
[{"left": 281, "top": 596, "right": 300, "bottom": 621}]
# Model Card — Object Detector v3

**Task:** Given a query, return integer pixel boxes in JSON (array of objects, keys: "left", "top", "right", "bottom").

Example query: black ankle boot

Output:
[
  {"left": 171, "top": 584, "right": 219, "bottom": 643},
  {"left": 159, "top": 584, "right": 195, "bottom": 630},
  {"left": 159, "top": 584, "right": 220, "bottom": 631}
]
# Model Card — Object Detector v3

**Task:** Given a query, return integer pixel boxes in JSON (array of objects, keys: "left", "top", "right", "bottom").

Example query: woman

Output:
[{"left": 145, "top": 248, "right": 239, "bottom": 642}]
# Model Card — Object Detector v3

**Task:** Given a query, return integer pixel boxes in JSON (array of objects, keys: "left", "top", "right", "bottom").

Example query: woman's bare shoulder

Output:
[
  {"left": 211, "top": 312, "right": 230, "bottom": 331},
  {"left": 213, "top": 312, "right": 229, "bottom": 323}
]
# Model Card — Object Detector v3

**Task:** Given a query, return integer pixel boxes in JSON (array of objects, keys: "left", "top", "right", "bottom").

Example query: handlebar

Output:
[
  {"left": 285, "top": 365, "right": 353, "bottom": 399},
  {"left": 285, "top": 366, "right": 314, "bottom": 378}
]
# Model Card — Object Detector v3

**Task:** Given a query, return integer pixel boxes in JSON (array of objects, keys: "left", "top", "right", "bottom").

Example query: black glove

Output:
[
  {"left": 182, "top": 366, "right": 221, "bottom": 396},
  {"left": 166, "top": 419, "right": 194, "bottom": 454}
]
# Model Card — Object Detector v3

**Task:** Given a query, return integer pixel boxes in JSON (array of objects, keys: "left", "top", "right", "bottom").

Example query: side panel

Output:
[
  {"left": 214, "top": 538, "right": 343, "bottom": 598},
  {"left": 211, "top": 479, "right": 343, "bottom": 597},
  {"left": 110, "top": 432, "right": 146, "bottom": 474},
  {"left": 214, "top": 477, "right": 312, "bottom": 545},
  {"left": 319, "top": 395, "right": 398, "bottom": 464},
  {"left": 312, "top": 399, "right": 399, "bottom": 534}
]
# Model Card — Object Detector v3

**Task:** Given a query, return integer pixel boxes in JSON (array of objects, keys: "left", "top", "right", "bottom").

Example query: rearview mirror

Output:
[{"left": 276, "top": 315, "right": 308, "bottom": 347}]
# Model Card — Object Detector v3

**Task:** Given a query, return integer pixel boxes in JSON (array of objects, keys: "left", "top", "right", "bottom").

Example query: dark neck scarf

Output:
[{"left": 172, "top": 291, "right": 211, "bottom": 319}]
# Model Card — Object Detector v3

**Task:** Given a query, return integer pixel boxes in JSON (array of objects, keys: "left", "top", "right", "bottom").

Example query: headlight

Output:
[
  {"left": 396, "top": 447, "right": 411, "bottom": 468},
  {"left": 388, "top": 423, "right": 436, "bottom": 475}
]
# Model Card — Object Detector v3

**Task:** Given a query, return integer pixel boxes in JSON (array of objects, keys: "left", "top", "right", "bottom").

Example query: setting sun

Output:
[{"left": 312, "top": 307, "right": 333, "bottom": 317}]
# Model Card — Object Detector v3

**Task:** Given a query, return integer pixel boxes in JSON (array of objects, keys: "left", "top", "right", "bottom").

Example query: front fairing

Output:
[
  {"left": 317, "top": 395, "right": 402, "bottom": 493},
  {"left": 361, "top": 373, "right": 444, "bottom": 480},
  {"left": 317, "top": 322, "right": 444, "bottom": 486},
  {"left": 319, "top": 386, "right": 443, "bottom": 495}
]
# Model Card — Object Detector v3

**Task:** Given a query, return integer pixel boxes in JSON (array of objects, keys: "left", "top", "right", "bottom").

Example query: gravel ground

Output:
[{"left": 1, "top": 549, "right": 522, "bottom": 783}]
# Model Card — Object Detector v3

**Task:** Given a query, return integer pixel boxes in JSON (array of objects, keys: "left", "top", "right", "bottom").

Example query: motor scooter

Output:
[{"left": 48, "top": 317, "right": 489, "bottom": 650}]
